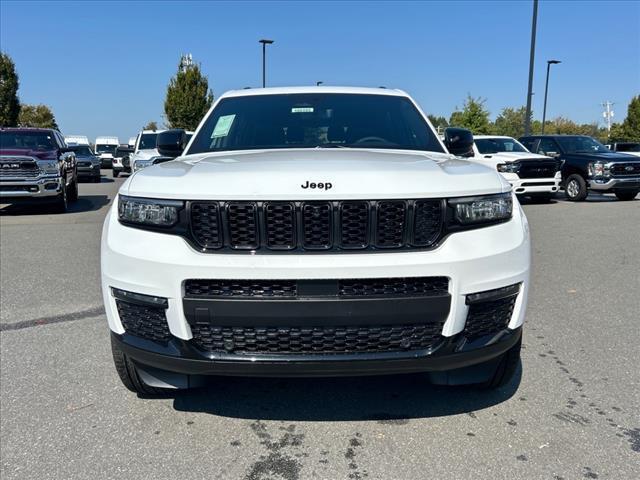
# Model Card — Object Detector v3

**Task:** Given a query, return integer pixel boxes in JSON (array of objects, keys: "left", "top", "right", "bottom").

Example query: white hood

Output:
[
  {"left": 131, "top": 148, "right": 161, "bottom": 161},
  {"left": 123, "top": 148, "right": 510, "bottom": 200},
  {"left": 470, "top": 151, "right": 552, "bottom": 169}
]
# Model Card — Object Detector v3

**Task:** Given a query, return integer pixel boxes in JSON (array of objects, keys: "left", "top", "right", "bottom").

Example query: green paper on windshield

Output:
[{"left": 212, "top": 114, "right": 236, "bottom": 138}]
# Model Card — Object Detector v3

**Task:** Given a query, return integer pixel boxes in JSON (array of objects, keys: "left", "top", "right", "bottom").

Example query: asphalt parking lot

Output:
[{"left": 1, "top": 172, "right": 638, "bottom": 480}]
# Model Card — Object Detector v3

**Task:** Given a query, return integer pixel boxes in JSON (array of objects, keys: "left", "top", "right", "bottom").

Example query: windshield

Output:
[
  {"left": 0, "top": 131, "right": 56, "bottom": 150},
  {"left": 475, "top": 137, "right": 528, "bottom": 154},
  {"left": 96, "top": 144, "right": 116, "bottom": 154},
  {"left": 556, "top": 136, "right": 609, "bottom": 154},
  {"left": 69, "top": 146, "right": 94, "bottom": 156},
  {"left": 188, "top": 93, "right": 444, "bottom": 154},
  {"left": 138, "top": 133, "right": 158, "bottom": 150}
]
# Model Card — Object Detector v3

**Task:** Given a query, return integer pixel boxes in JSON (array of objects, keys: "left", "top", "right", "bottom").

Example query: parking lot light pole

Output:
[
  {"left": 259, "top": 39, "right": 274, "bottom": 88},
  {"left": 524, "top": 0, "right": 538, "bottom": 136},
  {"left": 541, "top": 60, "right": 561, "bottom": 134}
]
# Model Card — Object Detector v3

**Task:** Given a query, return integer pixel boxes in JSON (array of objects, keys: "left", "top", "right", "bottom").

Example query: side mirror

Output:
[
  {"left": 157, "top": 129, "right": 187, "bottom": 158},
  {"left": 444, "top": 127, "right": 474, "bottom": 158}
]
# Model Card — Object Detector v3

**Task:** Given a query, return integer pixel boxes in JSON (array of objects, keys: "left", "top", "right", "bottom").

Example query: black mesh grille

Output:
[
  {"left": 464, "top": 295, "right": 517, "bottom": 341},
  {"left": 116, "top": 300, "right": 170, "bottom": 342},
  {"left": 265, "top": 203, "right": 295, "bottom": 249},
  {"left": 78, "top": 161, "right": 92, "bottom": 167},
  {"left": 340, "top": 202, "right": 369, "bottom": 248},
  {"left": 610, "top": 162, "right": 640, "bottom": 176},
  {"left": 413, "top": 200, "right": 443, "bottom": 246},
  {"left": 188, "top": 199, "right": 446, "bottom": 252},
  {"left": 185, "top": 280, "right": 297, "bottom": 298},
  {"left": 376, "top": 201, "right": 406, "bottom": 247},
  {"left": 339, "top": 277, "right": 449, "bottom": 297},
  {"left": 517, "top": 160, "right": 559, "bottom": 179},
  {"left": 190, "top": 203, "right": 222, "bottom": 248},
  {"left": 190, "top": 323, "right": 444, "bottom": 354},
  {"left": 302, "top": 203, "right": 332, "bottom": 249},
  {"left": 227, "top": 202, "right": 258, "bottom": 249}
]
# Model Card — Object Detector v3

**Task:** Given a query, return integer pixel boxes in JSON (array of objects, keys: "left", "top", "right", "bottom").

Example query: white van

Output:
[
  {"left": 65, "top": 135, "right": 90, "bottom": 146},
  {"left": 95, "top": 136, "right": 119, "bottom": 168}
]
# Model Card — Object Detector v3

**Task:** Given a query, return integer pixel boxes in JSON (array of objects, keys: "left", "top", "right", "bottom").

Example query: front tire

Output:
[
  {"left": 67, "top": 177, "right": 79, "bottom": 203},
  {"left": 112, "top": 169, "right": 120, "bottom": 178},
  {"left": 51, "top": 184, "right": 68, "bottom": 213},
  {"left": 478, "top": 338, "right": 521, "bottom": 389},
  {"left": 614, "top": 190, "right": 639, "bottom": 201},
  {"left": 110, "top": 336, "right": 172, "bottom": 396},
  {"left": 564, "top": 174, "right": 588, "bottom": 201}
]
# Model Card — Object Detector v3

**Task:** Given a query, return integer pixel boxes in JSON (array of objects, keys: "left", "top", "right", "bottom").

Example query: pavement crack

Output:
[{"left": 0, "top": 306, "right": 105, "bottom": 332}]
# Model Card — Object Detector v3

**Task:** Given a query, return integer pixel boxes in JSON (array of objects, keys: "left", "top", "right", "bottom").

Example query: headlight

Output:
[
  {"left": 449, "top": 192, "right": 513, "bottom": 225},
  {"left": 118, "top": 195, "right": 183, "bottom": 227},
  {"left": 588, "top": 161, "right": 609, "bottom": 177},
  {"left": 133, "top": 159, "right": 153, "bottom": 171},
  {"left": 39, "top": 161, "right": 59, "bottom": 175},
  {"left": 497, "top": 162, "right": 520, "bottom": 173}
]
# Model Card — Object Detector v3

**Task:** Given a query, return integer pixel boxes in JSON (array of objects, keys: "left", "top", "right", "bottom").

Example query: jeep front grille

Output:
[{"left": 188, "top": 199, "right": 444, "bottom": 253}]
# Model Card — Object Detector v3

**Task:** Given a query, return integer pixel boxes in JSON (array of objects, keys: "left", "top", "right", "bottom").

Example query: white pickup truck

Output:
[
  {"left": 471, "top": 135, "right": 561, "bottom": 201},
  {"left": 102, "top": 87, "right": 530, "bottom": 395}
]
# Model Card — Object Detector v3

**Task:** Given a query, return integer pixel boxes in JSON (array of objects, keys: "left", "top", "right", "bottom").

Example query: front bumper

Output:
[
  {"left": 112, "top": 326, "right": 522, "bottom": 383},
  {"left": 102, "top": 194, "right": 530, "bottom": 359},
  {"left": 501, "top": 172, "right": 561, "bottom": 195},
  {"left": 77, "top": 164, "right": 101, "bottom": 177},
  {"left": 589, "top": 176, "right": 640, "bottom": 191},
  {"left": 0, "top": 176, "right": 63, "bottom": 200}
]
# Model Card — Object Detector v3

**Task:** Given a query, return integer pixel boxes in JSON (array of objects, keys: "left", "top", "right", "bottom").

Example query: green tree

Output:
[
  {"left": 143, "top": 121, "right": 158, "bottom": 131},
  {"left": 448, "top": 95, "right": 492, "bottom": 134},
  {"left": 427, "top": 114, "right": 448, "bottom": 133},
  {"left": 608, "top": 122, "right": 626, "bottom": 142},
  {"left": 0, "top": 52, "right": 20, "bottom": 127},
  {"left": 493, "top": 106, "right": 530, "bottom": 138},
  {"left": 622, "top": 95, "right": 640, "bottom": 142},
  {"left": 18, "top": 104, "right": 58, "bottom": 129},
  {"left": 164, "top": 58, "right": 213, "bottom": 130}
]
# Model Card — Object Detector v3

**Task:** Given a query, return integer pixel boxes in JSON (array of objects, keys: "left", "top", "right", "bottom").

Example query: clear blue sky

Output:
[{"left": 1, "top": 0, "right": 638, "bottom": 141}]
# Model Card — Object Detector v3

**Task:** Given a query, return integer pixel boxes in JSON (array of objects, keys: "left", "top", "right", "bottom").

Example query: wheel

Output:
[
  {"left": 477, "top": 338, "right": 521, "bottom": 389},
  {"left": 93, "top": 175, "right": 101, "bottom": 183},
  {"left": 51, "top": 184, "right": 68, "bottom": 213},
  {"left": 110, "top": 336, "right": 171, "bottom": 395},
  {"left": 564, "top": 174, "right": 588, "bottom": 201},
  {"left": 112, "top": 169, "right": 120, "bottom": 178},
  {"left": 67, "top": 177, "right": 79, "bottom": 203},
  {"left": 614, "top": 190, "right": 638, "bottom": 201}
]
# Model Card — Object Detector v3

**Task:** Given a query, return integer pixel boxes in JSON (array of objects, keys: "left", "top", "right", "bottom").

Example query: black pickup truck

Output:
[{"left": 519, "top": 135, "right": 640, "bottom": 201}]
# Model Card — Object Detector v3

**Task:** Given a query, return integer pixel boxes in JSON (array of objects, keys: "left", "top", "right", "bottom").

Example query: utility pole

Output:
[
  {"left": 541, "top": 60, "right": 561, "bottom": 134},
  {"left": 524, "top": 0, "right": 538, "bottom": 136},
  {"left": 602, "top": 101, "right": 615, "bottom": 135},
  {"left": 259, "top": 39, "right": 274, "bottom": 88}
]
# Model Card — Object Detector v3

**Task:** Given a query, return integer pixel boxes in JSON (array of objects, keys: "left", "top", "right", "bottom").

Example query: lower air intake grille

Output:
[
  {"left": 464, "top": 295, "right": 517, "bottom": 341},
  {"left": 185, "top": 280, "right": 298, "bottom": 298},
  {"left": 116, "top": 300, "right": 170, "bottom": 342},
  {"left": 190, "top": 323, "right": 444, "bottom": 355},
  {"left": 339, "top": 277, "right": 449, "bottom": 297}
]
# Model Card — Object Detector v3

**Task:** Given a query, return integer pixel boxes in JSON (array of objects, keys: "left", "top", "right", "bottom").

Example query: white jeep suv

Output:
[
  {"left": 472, "top": 135, "right": 561, "bottom": 200},
  {"left": 101, "top": 87, "right": 530, "bottom": 395}
]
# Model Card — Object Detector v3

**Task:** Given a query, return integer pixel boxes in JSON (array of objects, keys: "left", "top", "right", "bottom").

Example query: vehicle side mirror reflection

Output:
[
  {"left": 443, "top": 127, "right": 474, "bottom": 158},
  {"left": 157, "top": 129, "right": 187, "bottom": 158}
]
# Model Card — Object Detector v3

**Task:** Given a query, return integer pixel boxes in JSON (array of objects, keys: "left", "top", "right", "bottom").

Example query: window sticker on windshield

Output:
[
  {"left": 212, "top": 114, "right": 236, "bottom": 138},
  {"left": 292, "top": 107, "right": 314, "bottom": 113}
]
